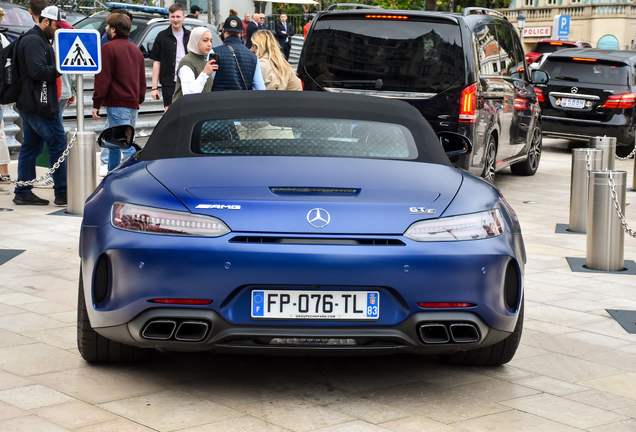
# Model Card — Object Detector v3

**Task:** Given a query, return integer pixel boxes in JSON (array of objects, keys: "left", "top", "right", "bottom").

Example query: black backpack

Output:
[{"left": 0, "top": 34, "right": 24, "bottom": 105}]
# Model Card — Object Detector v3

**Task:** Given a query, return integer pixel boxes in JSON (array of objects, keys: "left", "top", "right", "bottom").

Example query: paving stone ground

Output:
[{"left": 0, "top": 139, "right": 635, "bottom": 431}]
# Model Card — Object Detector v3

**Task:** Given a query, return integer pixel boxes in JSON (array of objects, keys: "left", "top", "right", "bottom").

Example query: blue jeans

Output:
[
  {"left": 15, "top": 110, "right": 67, "bottom": 198},
  {"left": 105, "top": 107, "right": 138, "bottom": 172}
]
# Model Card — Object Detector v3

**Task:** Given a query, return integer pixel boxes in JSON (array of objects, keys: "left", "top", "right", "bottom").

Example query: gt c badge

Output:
[{"left": 410, "top": 207, "right": 436, "bottom": 215}]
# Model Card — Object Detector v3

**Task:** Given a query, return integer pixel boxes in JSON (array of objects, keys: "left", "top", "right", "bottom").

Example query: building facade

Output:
[{"left": 499, "top": 1, "right": 636, "bottom": 51}]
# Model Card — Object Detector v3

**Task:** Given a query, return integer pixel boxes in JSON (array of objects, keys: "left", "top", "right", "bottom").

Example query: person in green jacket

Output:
[{"left": 173, "top": 27, "right": 218, "bottom": 103}]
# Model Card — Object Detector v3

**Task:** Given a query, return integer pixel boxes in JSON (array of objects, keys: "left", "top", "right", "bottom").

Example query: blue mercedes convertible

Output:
[{"left": 78, "top": 91, "right": 525, "bottom": 366}]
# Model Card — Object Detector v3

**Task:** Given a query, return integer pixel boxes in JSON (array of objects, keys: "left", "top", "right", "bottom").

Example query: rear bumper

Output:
[
  {"left": 542, "top": 115, "right": 635, "bottom": 147},
  {"left": 94, "top": 308, "right": 514, "bottom": 355}
]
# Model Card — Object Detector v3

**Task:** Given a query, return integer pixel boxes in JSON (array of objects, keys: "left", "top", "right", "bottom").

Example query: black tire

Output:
[
  {"left": 616, "top": 142, "right": 635, "bottom": 158},
  {"left": 481, "top": 135, "right": 496, "bottom": 183},
  {"left": 77, "top": 268, "right": 151, "bottom": 363},
  {"left": 511, "top": 125, "right": 542, "bottom": 176},
  {"left": 439, "top": 299, "right": 524, "bottom": 367}
]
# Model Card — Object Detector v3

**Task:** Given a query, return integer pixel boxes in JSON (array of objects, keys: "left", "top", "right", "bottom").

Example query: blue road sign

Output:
[
  {"left": 55, "top": 29, "right": 101, "bottom": 74},
  {"left": 556, "top": 15, "right": 571, "bottom": 39}
]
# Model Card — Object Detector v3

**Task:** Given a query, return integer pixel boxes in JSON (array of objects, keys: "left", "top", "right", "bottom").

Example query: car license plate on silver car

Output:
[
  {"left": 251, "top": 290, "right": 379, "bottom": 320},
  {"left": 561, "top": 98, "right": 585, "bottom": 109}
]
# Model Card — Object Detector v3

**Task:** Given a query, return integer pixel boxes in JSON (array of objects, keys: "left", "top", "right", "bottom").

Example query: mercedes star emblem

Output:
[
  {"left": 307, "top": 208, "right": 330, "bottom": 228},
  {"left": 571, "top": 87, "right": 578, "bottom": 94}
]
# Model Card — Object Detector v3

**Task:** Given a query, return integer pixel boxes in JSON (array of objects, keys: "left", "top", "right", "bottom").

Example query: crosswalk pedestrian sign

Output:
[{"left": 55, "top": 29, "right": 101, "bottom": 74}]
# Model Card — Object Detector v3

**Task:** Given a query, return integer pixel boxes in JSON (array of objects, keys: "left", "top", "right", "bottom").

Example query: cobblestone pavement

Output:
[{"left": 0, "top": 139, "right": 635, "bottom": 432}]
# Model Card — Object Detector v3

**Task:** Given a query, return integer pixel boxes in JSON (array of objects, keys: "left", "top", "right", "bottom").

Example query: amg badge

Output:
[{"left": 195, "top": 204, "right": 241, "bottom": 209}]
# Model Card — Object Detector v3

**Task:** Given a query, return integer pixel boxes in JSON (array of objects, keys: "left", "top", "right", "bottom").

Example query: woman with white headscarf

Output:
[{"left": 172, "top": 27, "right": 218, "bottom": 102}]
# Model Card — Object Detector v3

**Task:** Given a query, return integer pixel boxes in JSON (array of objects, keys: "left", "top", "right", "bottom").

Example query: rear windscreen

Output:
[
  {"left": 541, "top": 59, "right": 629, "bottom": 85},
  {"left": 531, "top": 43, "right": 577, "bottom": 54},
  {"left": 303, "top": 16, "right": 464, "bottom": 94},
  {"left": 191, "top": 118, "right": 417, "bottom": 160}
]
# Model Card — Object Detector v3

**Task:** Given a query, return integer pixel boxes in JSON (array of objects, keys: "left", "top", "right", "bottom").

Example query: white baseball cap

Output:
[{"left": 41, "top": 6, "right": 67, "bottom": 22}]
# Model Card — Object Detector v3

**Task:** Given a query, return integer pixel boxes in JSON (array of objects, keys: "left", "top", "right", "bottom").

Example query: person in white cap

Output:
[{"left": 13, "top": 6, "right": 68, "bottom": 206}]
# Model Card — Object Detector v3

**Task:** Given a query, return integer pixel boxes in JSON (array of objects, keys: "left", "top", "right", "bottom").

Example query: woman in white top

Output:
[
  {"left": 172, "top": 27, "right": 219, "bottom": 103},
  {"left": 250, "top": 30, "right": 302, "bottom": 91}
]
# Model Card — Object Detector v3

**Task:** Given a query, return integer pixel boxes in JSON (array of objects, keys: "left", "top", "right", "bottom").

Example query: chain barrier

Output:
[
  {"left": 615, "top": 147, "right": 636, "bottom": 161},
  {"left": 582, "top": 149, "right": 635, "bottom": 238},
  {"left": 608, "top": 171, "right": 636, "bottom": 239},
  {"left": 0, "top": 131, "right": 77, "bottom": 187}
]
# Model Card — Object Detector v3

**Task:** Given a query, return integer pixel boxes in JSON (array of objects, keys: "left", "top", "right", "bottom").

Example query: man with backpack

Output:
[{"left": 13, "top": 6, "right": 67, "bottom": 206}]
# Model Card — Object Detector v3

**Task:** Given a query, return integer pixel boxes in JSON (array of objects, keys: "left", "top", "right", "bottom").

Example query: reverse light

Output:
[
  {"left": 404, "top": 209, "right": 504, "bottom": 242},
  {"left": 459, "top": 83, "right": 477, "bottom": 123},
  {"left": 534, "top": 87, "right": 545, "bottom": 103},
  {"left": 417, "top": 302, "right": 475, "bottom": 308},
  {"left": 149, "top": 299, "right": 213, "bottom": 305},
  {"left": 112, "top": 202, "right": 231, "bottom": 237},
  {"left": 602, "top": 93, "right": 636, "bottom": 109}
]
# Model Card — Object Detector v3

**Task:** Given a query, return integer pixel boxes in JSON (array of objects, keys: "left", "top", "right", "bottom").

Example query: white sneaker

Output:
[
  {"left": 99, "top": 165, "right": 108, "bottom": 177},
  {"left": 33, "top": 177, "right": 54, "bottom": 188}
]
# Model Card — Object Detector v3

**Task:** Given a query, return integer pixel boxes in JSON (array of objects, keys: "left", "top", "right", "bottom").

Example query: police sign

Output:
[{"left": 55, "top": 29, "right": 101, "bottom": 74}]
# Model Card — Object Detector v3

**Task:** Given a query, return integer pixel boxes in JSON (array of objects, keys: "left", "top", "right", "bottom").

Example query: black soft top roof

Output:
[{"left": 139, "top": 91, "right": 451, "bottom": 166}]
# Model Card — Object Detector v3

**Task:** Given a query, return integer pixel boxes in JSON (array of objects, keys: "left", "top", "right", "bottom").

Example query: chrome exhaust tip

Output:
[
  {"left": 450, "top": 323, "right": 480, "bottom": 343},
  {"left": 174, "top": 320, "right": 209, "bottom": 342},
  {"left": 142, "top": 320, "right": 177, "bottom": 340},
  {"left": 418, "top": 323, "right": 450, "bottom": 344}
]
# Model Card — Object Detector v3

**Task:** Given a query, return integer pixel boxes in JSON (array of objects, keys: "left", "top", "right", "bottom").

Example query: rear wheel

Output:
[
  {"left": 439, "top": 299, "right": 524, "bottom": 366},
  {"left": 511, "top": 125, "right": 542, "bottom": 176},
  {"left": 481, "top": 135, "right": 496, "bottom": 183},
  {"left": 77, "top": 268, "right": 151, "bottom": 363}
]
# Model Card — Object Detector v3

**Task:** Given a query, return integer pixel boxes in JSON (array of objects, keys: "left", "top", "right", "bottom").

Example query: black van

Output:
[{"left": 298, "top": 6, "right": 545, "bottom": 182}]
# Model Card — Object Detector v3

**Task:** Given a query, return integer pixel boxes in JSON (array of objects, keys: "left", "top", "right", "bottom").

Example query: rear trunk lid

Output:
[
  {"left": 540, "top": 55, "right": 632, "bottom": 121},
  {"left": 146, "top": 156, "right": 463, "bottom": 235}
]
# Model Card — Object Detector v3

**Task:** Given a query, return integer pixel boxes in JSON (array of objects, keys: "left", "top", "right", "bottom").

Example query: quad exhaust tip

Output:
[
  {"left": 175, "top": 321, "right": 209, "bottom": 341},
  {"left": 141, "top": 319, "right": 210, "bottom": 342},
  {"left": 418, "top": 322, "right": 480, "bottom": 344},
  {"left": 142, "top": 320, "right": 176, "bottom": 340}
]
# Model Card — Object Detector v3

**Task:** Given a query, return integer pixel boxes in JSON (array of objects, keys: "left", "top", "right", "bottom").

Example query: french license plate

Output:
[
  {"left": 561, "top": 98, "right": 585, "bottom": 109},
  {"left": 251, "top": 290, "right": 379, "bottom": 320}
]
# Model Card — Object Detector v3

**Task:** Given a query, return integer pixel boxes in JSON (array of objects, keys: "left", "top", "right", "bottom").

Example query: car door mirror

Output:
[
  {"left": 531, "top": 70, "right": 549, "bottom": 84},
  {"left": 439, "top": 132, "right": 472, "bottom": 156},
  {"left": 99, "top": 125, "right": 136, "bottom": 150}
]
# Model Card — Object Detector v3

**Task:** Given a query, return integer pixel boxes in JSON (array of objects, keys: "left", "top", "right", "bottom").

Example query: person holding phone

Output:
[{"left": 172, "top": 27, "right": 219, "bottom": 103}]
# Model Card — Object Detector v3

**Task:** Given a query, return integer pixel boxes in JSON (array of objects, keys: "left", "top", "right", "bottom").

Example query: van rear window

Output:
[{"left": 303, "top": 16, "right": 464, "bottom": 95}]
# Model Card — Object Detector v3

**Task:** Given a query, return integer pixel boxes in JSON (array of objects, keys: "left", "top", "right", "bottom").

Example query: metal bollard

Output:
[
  {"left": 589, "top": 136, "right": 616, "bottom": 170},
  {"left": 569, "top": 149, "right": 602, "bottom": 232},
  {"left": 66, "top": 131, "right": 96, "bottom": 215},
  {"left": 586, "top": 170, "right": 626, "bottom": 271}
]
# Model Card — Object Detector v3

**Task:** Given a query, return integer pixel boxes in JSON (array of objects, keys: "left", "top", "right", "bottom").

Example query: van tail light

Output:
[
  {"left": 602, "top": 93, "right": 636, "bottom": 109},
  {"left": 534, "top": 87, "right": 545, "bottom": 103},
  {"left": 514, "top": 97, "right": 529, "bottom": 110},
  {"left": 459, "top": 83, "right": 477, "bottom": 123}
]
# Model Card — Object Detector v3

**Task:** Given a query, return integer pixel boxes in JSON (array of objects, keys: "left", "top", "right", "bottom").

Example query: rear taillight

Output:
[
  {"left": 112, "top": 202, "right": 231, "bottom": 237},
  {"left": 602, "top": 93, "right": 636, "bottom": 109},
  {"left": 534, "top": 87, "right": 545, "bottom": 103},
  {"left": 513, "top": 97, "right": 529, "bottom": 110},
  {"left": 459, "top": 83, "right": 477, "bottom": 123},
  {"left": 525, "top": 55, "right": 530, "bottom": 61}
]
